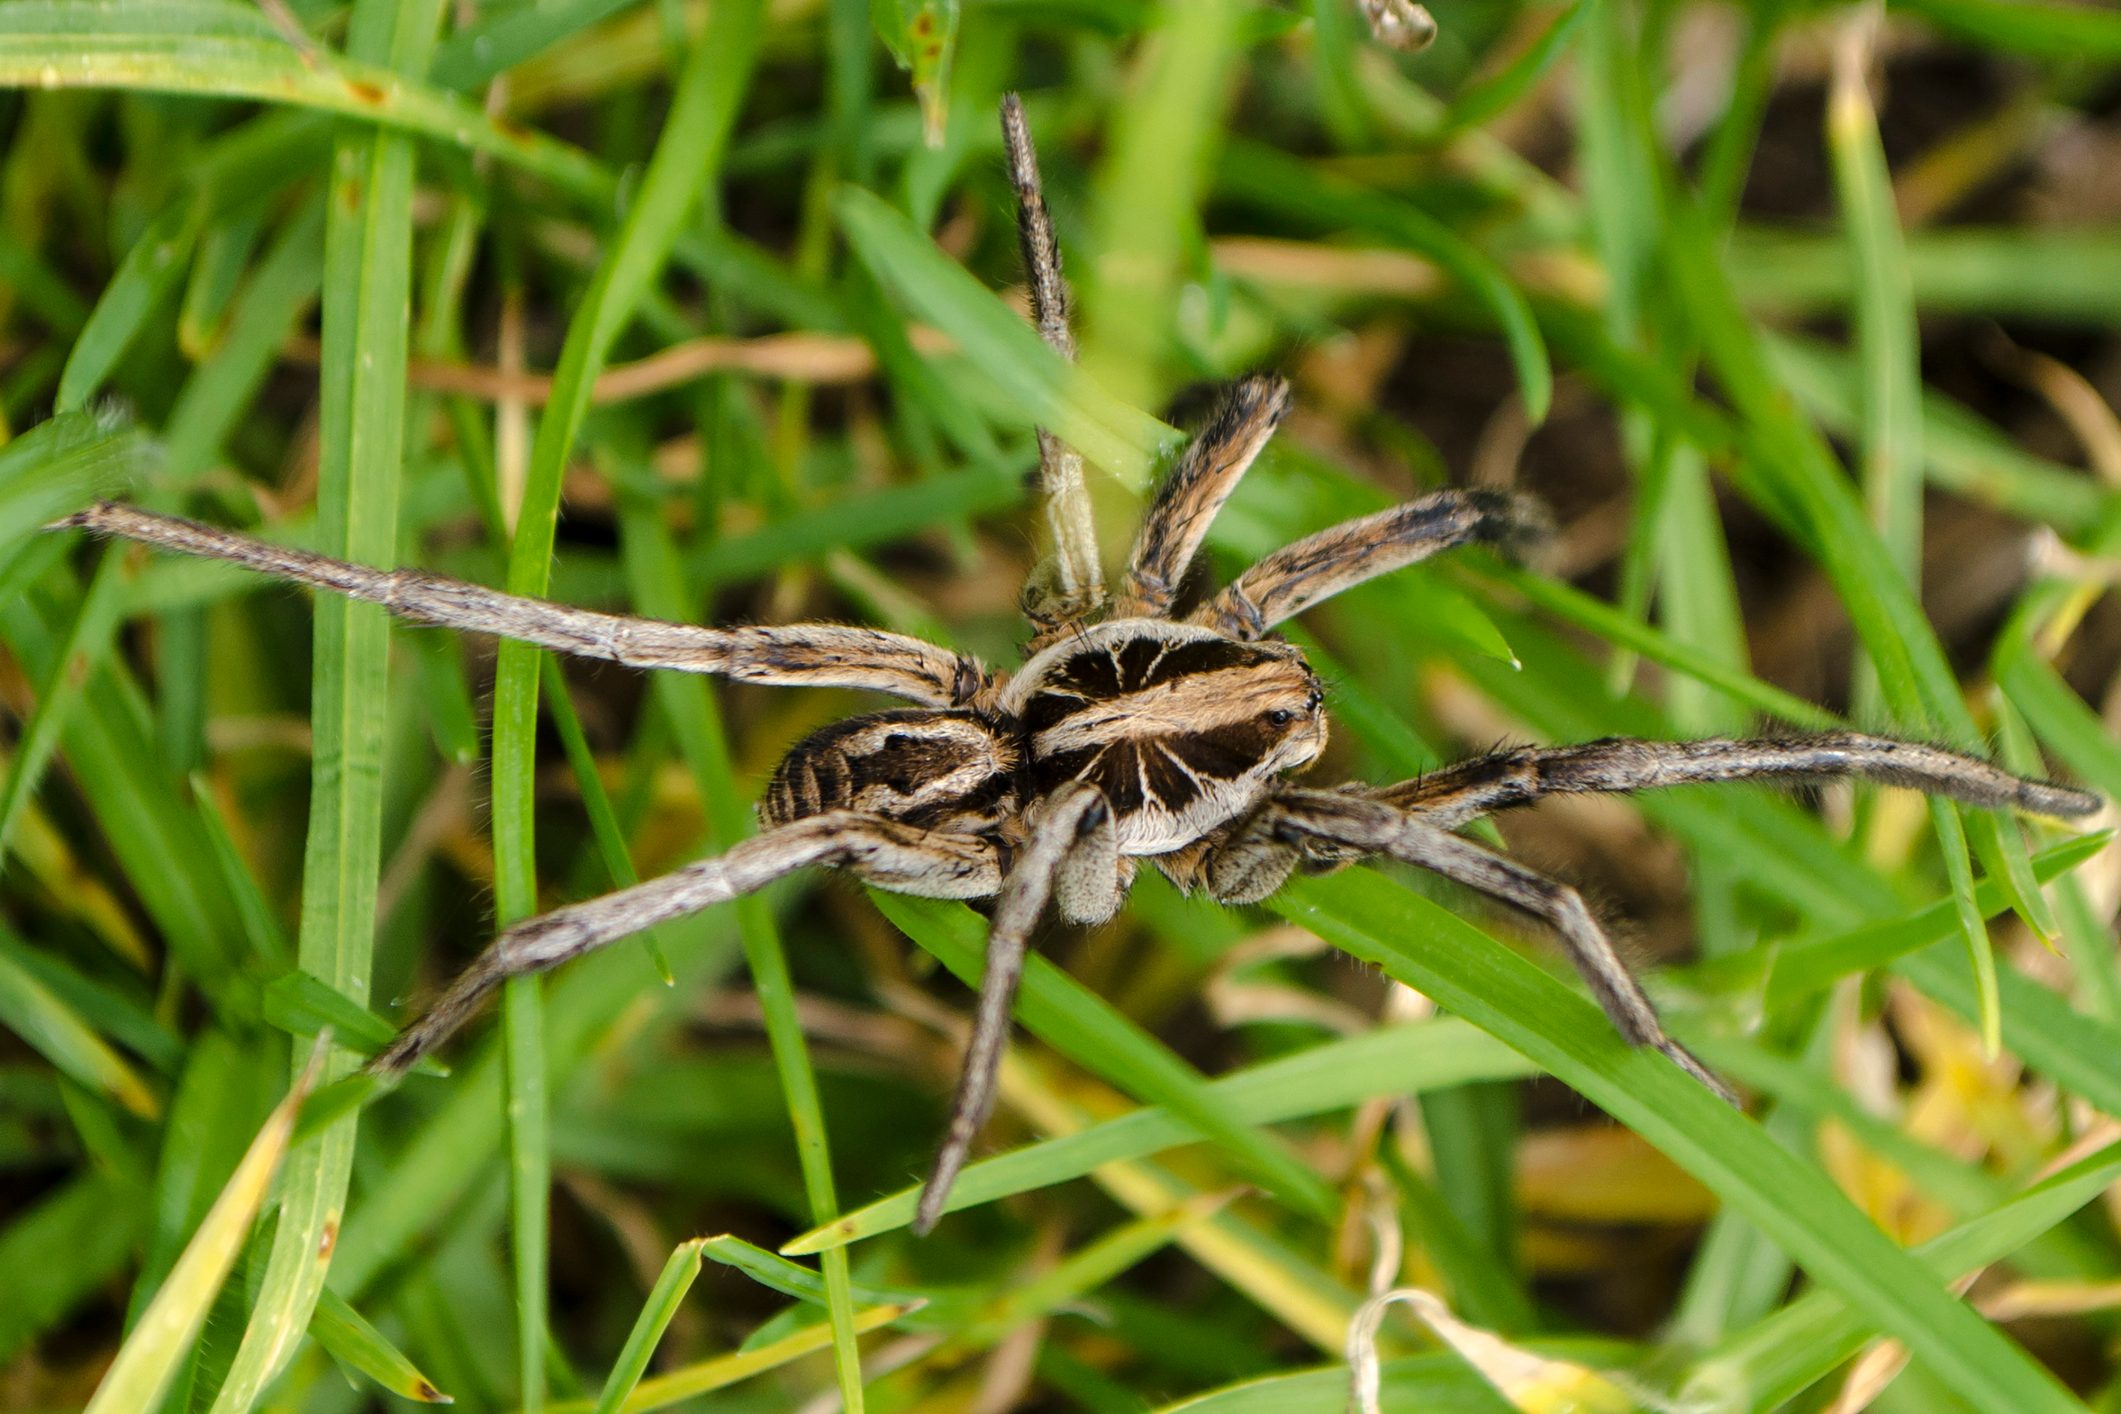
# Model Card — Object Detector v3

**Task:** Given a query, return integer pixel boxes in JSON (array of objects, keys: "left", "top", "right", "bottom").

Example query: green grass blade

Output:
[
  {"left": 590, "top": 1240, "right": 706, "bottom": 1414},
  {"left": 787, "top": 1018, "right": 1532, "bottom": 1252},
  {"left": 1890, "top": 0, "right": 2121, "bottom": 62},
  {"left": 1273, "top": 868, "right": 2082, "bottom": 1414},
  {"left": 203, "top": 0, "right": 444, "bottom": 1403},
  {"left": 0, "top": 2, "right": 606, "bottom": 202},
  {"left": 542, "top": 1304, "right": 916, "bottom": 1414},
  {"left": 0, "top": 545, "right": 131, "bottom": 859},
  {"left": 312, "top": 1288, "right": 453, "bottom": 1403},
  {"left": 55, "top": 199, "right": 200, "bottom": 413},
  {"left": 483, "top": 10, "right": 760, "bottom": 1404},
  {"left": 613, "top": 482, "right": 871, "bottom": 1409},
  {"left": 0, "top": 932, "right": 159, "bottom": 1117},
  {"left": 0, "top": 411, "right": 151, "bottom": 567},
  {"left": 837, "top": 184, "right": 1169, "bottom": 485},
  {"left": 86, "top": 1042, "right": 322, "bottom": 1414},
  {"left": 1076, "top": 0, "right": 1242, "bottom": 403},
  {"left": 1688, "top": 1140, "right": 2121, "bottom": 1410}
]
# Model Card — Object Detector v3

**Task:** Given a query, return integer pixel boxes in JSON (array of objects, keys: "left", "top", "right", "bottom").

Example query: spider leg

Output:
[
  {"left": 1001, "top": 93, "right": 1104, "bottom": 639},
  {"left": 1190, "top": 489, "right": 1541, "bottom": 640},
  {"left": 1261, "top": 788, "right": 1736, "bottom": 1102},
  {"left": 1112, "top": 375, "right": 1291, "bottom": 619},
  {"left": 59, "top": 501, "right": 987, "bottom": 706},
  {"left": 370, "top": 812, "right": 1000, "bottom": 1079},
  {"left": 917, "top": 780, "right": 1113, "bottom": 1233},
  {"left": 1372, "top": 733, "right": 2102, "bottom": 830}
]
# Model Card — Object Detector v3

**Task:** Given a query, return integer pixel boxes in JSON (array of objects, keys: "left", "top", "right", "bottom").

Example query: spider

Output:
[{"left": 57, "top": 97, "right": 2100, "bottom": 1236}]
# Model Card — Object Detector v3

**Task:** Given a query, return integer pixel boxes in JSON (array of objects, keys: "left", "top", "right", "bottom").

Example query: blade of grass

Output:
[
  {"left": 540, "top": 1304, "right": 916, "bottom": 1414},
  {"left": 85, "top": 1040, "right": 323, "bottom": 1414},
  {"left": 613, "top": 475, "right": 872, "bottom": 1409},
  {"left": 0, "top": 932, "right": 159, "bottom": 1117},
  {"left": 312, "top": 1288, "right": 453, "bottom": 1404},
  {"left": 0, "top": 545, "right": 132, "bottom": 861},
  {"left": 837, "top": 184, "right": 1169, "bottom": 485},
  {"left": 54, "top": 199, "right": 201, "bottom": 413},
  {"left": 1663, "top": 191, "right": 2008, "bottom": 1051},
  {"left": 203, "top": 0, "right": 444, "bottom": 1404},
  {"left": 786, "top": 1018, "right": 1532, "bottom": 1251},
  {"left": 1272, "top": 867, "right": 2083, "bottom": 1414},
  {"left": 590, "top": 1239, "right": 707, "bottom": 1414},
  {"left": 1076, "top": 0, "right": 1242, "bottom": 404},
  {"left": 483, "top": 10, "right": 760, "bottom": 1404},
  {"left": 0, "top": 410, "right": 151, "bottom": 567},
  {"left": 0, "top": 2, "right": 606, "bottom": 202},
  {"left": 1686, "top": 1140, "right": 2121, "bottom": 1411}
]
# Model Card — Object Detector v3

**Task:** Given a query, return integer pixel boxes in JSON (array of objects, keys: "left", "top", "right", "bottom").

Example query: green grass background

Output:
[{"left": 2, "top": 0, "right": 2121, "bottom": 1409}]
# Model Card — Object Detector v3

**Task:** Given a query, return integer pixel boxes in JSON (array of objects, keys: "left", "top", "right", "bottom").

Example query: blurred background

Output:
[{"left": 2, "top": 0, "right": 2120, "bottom": 1409}]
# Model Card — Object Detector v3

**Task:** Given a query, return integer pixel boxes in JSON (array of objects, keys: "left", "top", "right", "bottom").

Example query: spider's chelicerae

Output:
[{"left": 60, "top": 97, "right": 2100, "bottom": 1235}]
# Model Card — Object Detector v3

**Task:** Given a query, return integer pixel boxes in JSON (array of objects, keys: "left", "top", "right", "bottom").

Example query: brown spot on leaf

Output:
[
  {"left": 317, "top": 1218, "right": 338, "bottom": 1258},
  {"left": 345, "top": 79, "right": 385, "bottom": 104}
]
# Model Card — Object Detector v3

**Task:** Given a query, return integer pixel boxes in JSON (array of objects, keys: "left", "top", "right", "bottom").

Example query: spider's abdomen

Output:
[
  {"left": 762, "top": 709, "right": 1019, "bottom": 835},
  {"left": 998, "top": 620, "right": 1328, "bottom": 855}
]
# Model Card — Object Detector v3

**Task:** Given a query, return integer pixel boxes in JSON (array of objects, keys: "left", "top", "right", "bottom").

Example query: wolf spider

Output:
[{"left": 60, "top": 97, "right": 2099, "bottom": 1234}]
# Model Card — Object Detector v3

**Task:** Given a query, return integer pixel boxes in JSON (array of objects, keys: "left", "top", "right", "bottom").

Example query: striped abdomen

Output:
[
  {"left": 999, "top": 620, "right": 1327, "bottom": 854},
  {"left": 762, "top": 710, "right": 1020, "bottom": 835}
]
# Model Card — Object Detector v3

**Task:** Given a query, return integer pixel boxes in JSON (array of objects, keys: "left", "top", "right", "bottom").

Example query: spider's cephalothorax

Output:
[
  {"left": 1003, "top": 620, "right": 1326, "bottom": 858},
  {"left": 56, "top": 94, "right": 2103, "bottom": 1237}
]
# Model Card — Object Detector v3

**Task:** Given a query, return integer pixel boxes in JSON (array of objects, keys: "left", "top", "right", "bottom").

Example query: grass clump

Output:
[{"left": 2, "top": 1, "right": 2121, "bottom": 1410}]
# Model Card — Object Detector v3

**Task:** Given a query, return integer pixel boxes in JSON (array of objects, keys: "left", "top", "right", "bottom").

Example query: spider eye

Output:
[{"left": 1265, "top": 708, "right": 1299, "bottom": 727}]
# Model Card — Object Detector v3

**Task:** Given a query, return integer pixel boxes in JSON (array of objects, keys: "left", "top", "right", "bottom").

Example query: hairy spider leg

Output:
[
  {"left": 1257, "top": 789, "right": 1736, "bottom": 1100},
  {"left": 60, "top": 501, "right": 988, "bottom": 706},
  {"left": 1112, "top": 375, "right": 1293, "bottom": 618},
  {"left": 1376, "top": 733, "right": 2104, "bottom": 828},
  {"left": 917, "top": 781, "right": 1114, "bottom": 1233},
  {"left": 370, "top": 813, "right": 1001, "bottom": 1079},
  {"left": 1191, "top": 489, "right": 1545, "bottom": 640},
  {"left": 1001, "top": 92, "right": 1103, "bottom": 637}
]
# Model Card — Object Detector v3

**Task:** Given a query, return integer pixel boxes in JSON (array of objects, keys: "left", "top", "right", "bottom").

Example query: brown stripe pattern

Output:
[{"left": 763, "top": 710, "right": 1021, "bottom": 834}]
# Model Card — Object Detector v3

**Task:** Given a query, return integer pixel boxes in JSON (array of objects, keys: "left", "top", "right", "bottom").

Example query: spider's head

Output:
[{"left": 1003, "top": 621, "right": 1328, "bottom": 854}]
